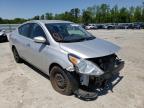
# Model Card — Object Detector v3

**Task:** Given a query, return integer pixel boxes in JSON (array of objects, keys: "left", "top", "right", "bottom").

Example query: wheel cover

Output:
[{"left": 55, "top": 73, "right": 66, "bottom": 89}]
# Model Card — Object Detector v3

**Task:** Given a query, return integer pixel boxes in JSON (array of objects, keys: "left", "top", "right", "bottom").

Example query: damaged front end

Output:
[
  {"left": 81, "top": 54, "right": 124, "bottom": 87},
  {"left": 68, "top": 53, "right": 124, "bottom": 100}
]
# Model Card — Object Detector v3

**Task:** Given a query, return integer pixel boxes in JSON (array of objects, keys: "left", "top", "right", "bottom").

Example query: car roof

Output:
[{"left": 26, "top": 20, "right": 72, "bottom": 24}]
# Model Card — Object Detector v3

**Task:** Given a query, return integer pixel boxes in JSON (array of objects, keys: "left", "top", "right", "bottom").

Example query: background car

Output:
[
  {"left": 133, "top": 22, "right": 144, "bottom": 29},
  {"left": 96, "top": 24, "right": 105, "bottom": 29},
  {"left": 105, "top": 24, "right": 115, "bottom": 30},
  {"left": 0, "top": 29, "right": 7, "bottom": 42},
  {"left": 85, "top": 24, "right": 97, "bottom": 30}
]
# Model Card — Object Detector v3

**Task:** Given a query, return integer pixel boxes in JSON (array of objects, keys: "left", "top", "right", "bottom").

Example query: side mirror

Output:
[{"left": 34, "top": 36, "right": 46, "bottom": 43}]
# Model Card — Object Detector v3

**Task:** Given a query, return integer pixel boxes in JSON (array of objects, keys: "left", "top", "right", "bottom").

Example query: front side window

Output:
[
  {"left": 30, "top": 24, "right": 46, "bottom": 39},
  {"left": 45, "top": 23, "right": 95, "bottom": 43},
  {"left": 18, "top": 23, "right": 31, "bottom": 37}
]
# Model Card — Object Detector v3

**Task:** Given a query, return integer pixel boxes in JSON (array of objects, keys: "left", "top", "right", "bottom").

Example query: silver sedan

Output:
[{"left": 9, "top": 20, "right": 124, "bottom": 99}]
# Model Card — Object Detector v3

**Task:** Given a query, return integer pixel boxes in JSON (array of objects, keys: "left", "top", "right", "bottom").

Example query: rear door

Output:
[{"left": 16, "top": 23, "right": 33, "bottom": 61}]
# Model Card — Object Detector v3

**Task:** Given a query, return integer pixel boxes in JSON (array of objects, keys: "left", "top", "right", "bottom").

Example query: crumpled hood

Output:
[{"left": 60, "top": 38, "right": 120, "bottom": 58}]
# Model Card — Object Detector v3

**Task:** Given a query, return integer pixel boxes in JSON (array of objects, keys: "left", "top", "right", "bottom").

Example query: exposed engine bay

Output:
[
  {"left": 73, "top": 54, "right": 124, "bottom": 100},
  {"left": 79, "top": 54, "right": 124, "bottom": 87}
]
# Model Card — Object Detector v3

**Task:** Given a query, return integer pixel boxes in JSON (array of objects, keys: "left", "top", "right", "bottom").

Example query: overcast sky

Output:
[{"left": 0, "top": 0, "right": 143, "bottom": 19}]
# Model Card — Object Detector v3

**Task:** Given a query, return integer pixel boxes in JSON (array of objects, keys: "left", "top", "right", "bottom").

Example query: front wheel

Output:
[{"left": 50, "top": 66, "right": 78, "bottom": 95}]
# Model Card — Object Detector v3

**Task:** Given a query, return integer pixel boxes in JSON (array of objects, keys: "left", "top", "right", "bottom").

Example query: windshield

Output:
[{"left": 45, "top": 23, "right": 95, "bottom": 42}]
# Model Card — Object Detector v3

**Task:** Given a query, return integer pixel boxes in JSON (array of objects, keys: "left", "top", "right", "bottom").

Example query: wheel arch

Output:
[
  {"left": 48, "top": 57, "right": 73, "bottom": 75},
  {"left": 12, "top": 45, "right": 16, "bottom": 50},
  {"left": 49, "top": 63, "right": 63, "bottom": 74},
  {"left": 11, "top": 45, "right": 22, "bottom": 59}
]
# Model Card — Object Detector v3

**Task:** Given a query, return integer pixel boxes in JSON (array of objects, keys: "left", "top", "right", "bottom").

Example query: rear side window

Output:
[
  {"left": 18, "top": 23, "right": 31, "bottom": 37},
  {"left": 30, "top": 24, "right": 46, "bottom": 39}
]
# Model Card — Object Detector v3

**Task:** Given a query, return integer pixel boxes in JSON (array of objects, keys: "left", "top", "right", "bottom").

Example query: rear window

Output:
[{"left": 18, "top": 23, "right": 31, "bottom": 37}]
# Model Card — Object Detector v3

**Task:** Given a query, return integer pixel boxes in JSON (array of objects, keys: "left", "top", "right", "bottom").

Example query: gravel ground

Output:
[{"left": 0, "top": 30, "right": 144, "bottom": 108}]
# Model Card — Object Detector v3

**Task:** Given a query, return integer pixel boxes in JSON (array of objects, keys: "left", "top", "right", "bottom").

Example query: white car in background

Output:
[{"left": 85, "top": 24, "right": 97, "bottom": 30}]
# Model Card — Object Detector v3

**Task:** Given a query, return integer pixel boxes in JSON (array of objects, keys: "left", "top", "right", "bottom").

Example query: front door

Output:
[
  {"left": 16, "top": 23, "right": 33, "bottom": 62},
  {"left": 28, "top": 23, "right": 50, "bottom": 73}
]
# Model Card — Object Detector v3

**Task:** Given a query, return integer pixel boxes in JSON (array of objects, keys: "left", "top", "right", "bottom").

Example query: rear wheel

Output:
[
  {"left": 12, "top": 47, "right": 22, "bottom": 63},
  {"left": 50, "top": 66, "right": 78, "bottom": 95}
]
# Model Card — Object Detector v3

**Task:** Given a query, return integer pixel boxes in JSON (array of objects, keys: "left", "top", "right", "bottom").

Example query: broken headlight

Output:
[{"left": 68, "top": 54, "right": 104, "bottom": 76}]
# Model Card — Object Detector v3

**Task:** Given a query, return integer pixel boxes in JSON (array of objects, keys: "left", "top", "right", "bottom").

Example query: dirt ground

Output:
[{"left": 0, "top": 30, "right": 144, "bottom": 108}]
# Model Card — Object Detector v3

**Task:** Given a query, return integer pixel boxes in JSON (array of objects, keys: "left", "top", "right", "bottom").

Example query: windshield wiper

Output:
[
  {"left": 57, "top": 37, "right": 95, "bottom": 43},
  {"left": 85, "top": 36, "right": 96, "bottom": 40},
  {"left": 74, "top": 37, "right": 95, "bottom": 42}
]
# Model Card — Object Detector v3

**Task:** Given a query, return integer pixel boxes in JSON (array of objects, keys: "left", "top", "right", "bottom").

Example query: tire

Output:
[
  {"left": 12, "top": 47, "right": 22, "bottom": 63},
  {"left": 50, "top": 66, "right": 78, "bottom": 95}
]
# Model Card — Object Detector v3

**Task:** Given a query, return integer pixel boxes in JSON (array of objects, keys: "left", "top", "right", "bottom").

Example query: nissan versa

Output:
[{"left": 9, "top": 20, "right": 124, "bottom": 99}]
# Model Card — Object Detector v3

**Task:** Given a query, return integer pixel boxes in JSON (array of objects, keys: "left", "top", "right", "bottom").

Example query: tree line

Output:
[{"left": 0, "top": 3, "right": 144, "bottom": 24}]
